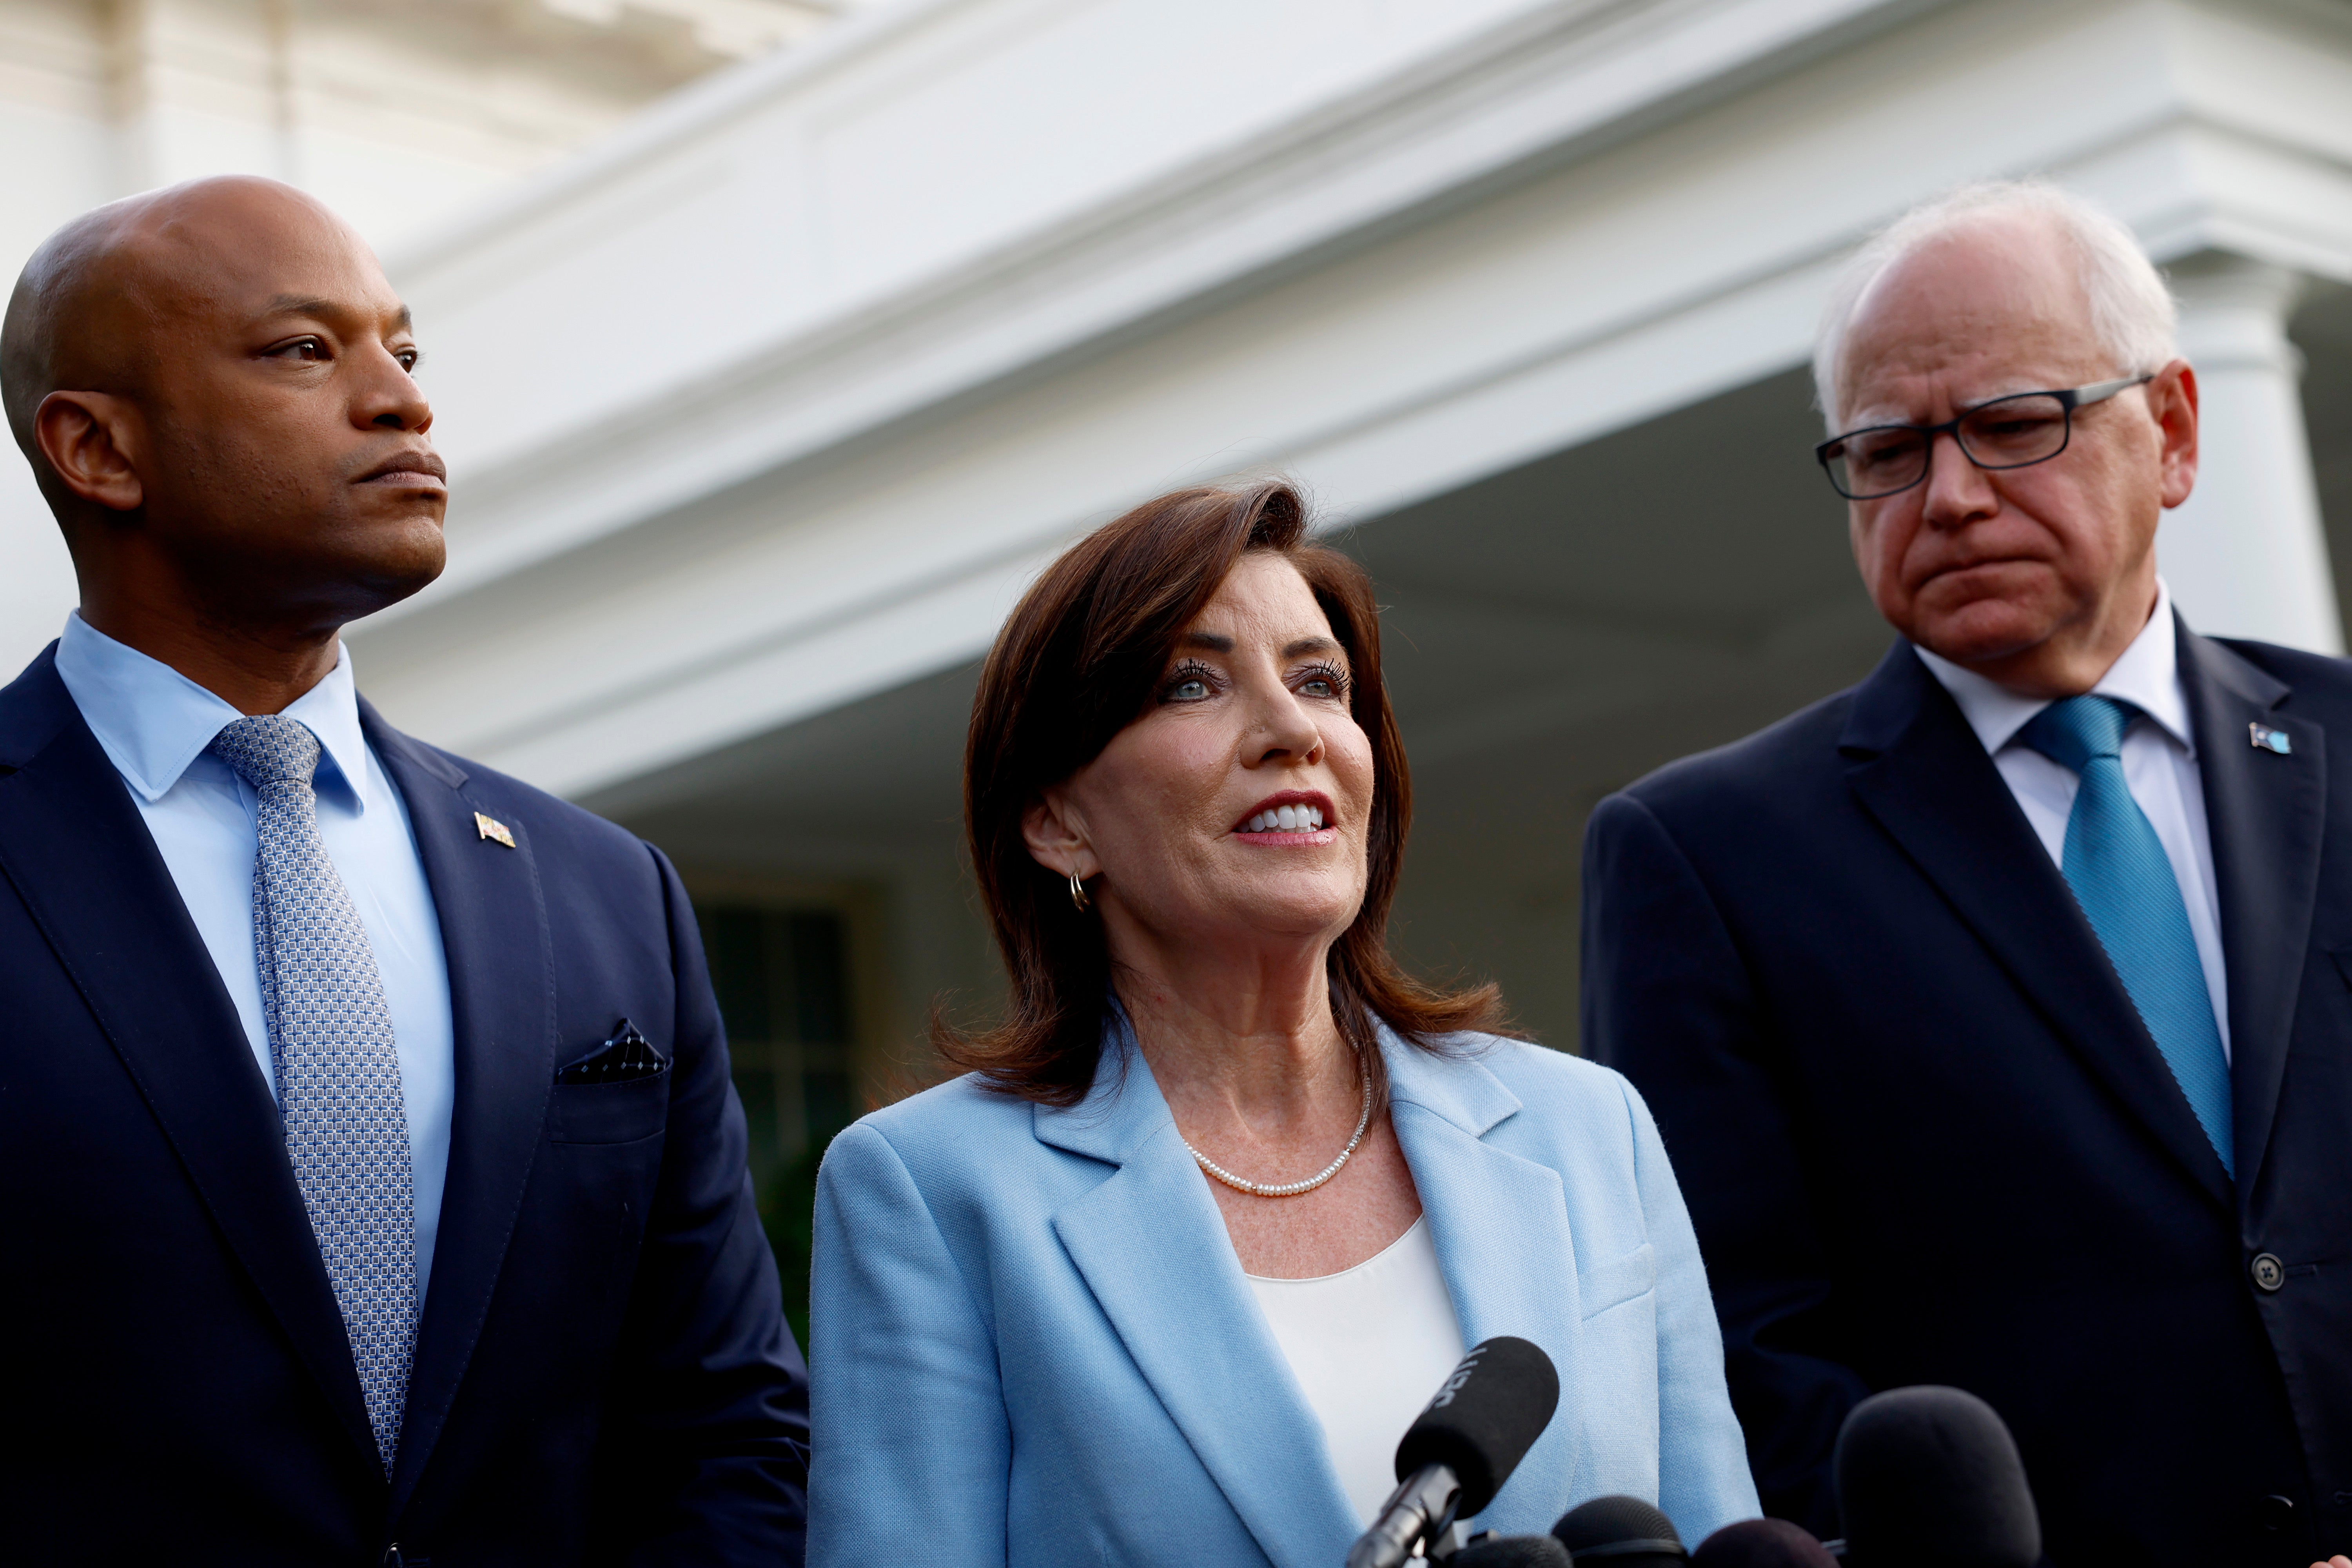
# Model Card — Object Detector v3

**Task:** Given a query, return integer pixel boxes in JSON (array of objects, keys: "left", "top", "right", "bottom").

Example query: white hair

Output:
[{"left": 1812, "top": 180, "right": 2178, "bottom": 432}]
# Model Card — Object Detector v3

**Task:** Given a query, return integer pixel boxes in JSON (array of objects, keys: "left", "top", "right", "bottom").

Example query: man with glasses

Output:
[{"left": 1583, "top": 181, "right": 2352, "bottom": 1567}]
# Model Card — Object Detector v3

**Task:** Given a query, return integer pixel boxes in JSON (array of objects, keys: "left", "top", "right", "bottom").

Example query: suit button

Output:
[
  {"left": 2252, "top": 1252, "right": 2287, "bottom": 1292},
  {"left": 2256, "top": 1494, "right": 2296, "bottom": 1534}
]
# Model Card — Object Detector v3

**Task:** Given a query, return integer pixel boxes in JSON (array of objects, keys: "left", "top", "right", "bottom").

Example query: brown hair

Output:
[{"left": 938, "top": 479, "right": 1510, "bottom": 1106}]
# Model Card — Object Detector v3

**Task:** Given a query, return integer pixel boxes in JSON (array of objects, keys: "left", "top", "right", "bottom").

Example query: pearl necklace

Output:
[{"left": 1182, "top": 1068, "right": 1373, "bottom": 1199}]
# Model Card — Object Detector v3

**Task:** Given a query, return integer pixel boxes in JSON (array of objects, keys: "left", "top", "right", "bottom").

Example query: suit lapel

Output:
[
  {"left": 0, "top": 653, "right": 379, "bottom": 1465},
  {"left": 1382, "top": 1035, "right": 1586, "bottom": 1519},
  {"left": 2176, "top": 626, "right": 2324, "bottom": 1201},
  {"left": 1039, "top": 1023, "right": 1361, "bottom": 1568},
  {"left": 361, "top": 704, "right": 558, "bottom": 1514},
  {"left": 1840, "top": 642, "right": 2232, "bottom": 1208}
]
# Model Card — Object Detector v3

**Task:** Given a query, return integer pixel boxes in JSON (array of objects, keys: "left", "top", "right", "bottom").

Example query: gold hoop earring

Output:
[{"left": 1069, "top": 870, "right": 1092, "bottom": 913}]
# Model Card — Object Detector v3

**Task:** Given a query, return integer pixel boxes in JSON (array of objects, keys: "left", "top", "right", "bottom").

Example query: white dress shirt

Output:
[
  {"left": 1247, "top": 1216, "right": 1469, "bottom": 1528},
  {"left": 54, "top": 612, "right": 457, "bottom": 1296},
  {"left": 1913, "top": 580, "right": 2230, "bottom": 1060}
]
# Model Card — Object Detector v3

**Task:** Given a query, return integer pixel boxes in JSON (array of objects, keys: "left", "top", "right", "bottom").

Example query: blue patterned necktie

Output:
[
  {"left": 210, "top": 715, "right": 417, "bottom": 1474},
  {"left": 2017, "top": 695, "right": 2234, "bottom": 1176}
]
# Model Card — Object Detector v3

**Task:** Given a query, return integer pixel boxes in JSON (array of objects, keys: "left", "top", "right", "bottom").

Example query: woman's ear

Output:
[{"left": 1022, "top": 789, "right": 1099, "bottom": 882}]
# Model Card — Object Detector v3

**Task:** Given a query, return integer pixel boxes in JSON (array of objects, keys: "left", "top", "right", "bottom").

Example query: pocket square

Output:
[{"left": 557, "top": 1019, "right": 670, "bottom": 1084}]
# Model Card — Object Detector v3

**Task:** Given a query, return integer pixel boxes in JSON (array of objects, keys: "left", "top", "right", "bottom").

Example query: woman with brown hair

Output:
[{"left": 806, "top": 482, "right": 1755, "bottom": 1568}]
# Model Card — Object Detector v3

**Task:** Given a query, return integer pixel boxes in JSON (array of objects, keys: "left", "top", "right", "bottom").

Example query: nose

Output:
[
  {"left": 1918, "top": 427, "right": 1996, "bottom": 532},
  {"left": 1245, "top": 685, "right": 1325, "bottom": 769},
  {"left": 354, "top": 345, "right": 433, "bottom": 435}
]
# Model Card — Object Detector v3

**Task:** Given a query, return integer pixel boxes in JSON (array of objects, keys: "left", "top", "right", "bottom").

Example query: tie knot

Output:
[
  {"left": 2018, "top": 693, "right": 2131, "bottom": 773},
  {"left": 208, "top": 713, "right": 323, "bottom": 788}
]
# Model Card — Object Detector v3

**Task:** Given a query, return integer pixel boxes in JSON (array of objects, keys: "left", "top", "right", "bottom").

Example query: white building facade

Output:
[
  {"left": 6, "top": 0, "right": 2351, "bottom": 1167},
  {"left": 0, "top": 0, "right": 863, "bottom": 657}
]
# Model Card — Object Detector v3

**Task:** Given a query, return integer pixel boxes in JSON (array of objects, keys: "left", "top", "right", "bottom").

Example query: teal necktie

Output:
[{"left": 2018, "top": 695, "right": 2233, "bottom": 1176}]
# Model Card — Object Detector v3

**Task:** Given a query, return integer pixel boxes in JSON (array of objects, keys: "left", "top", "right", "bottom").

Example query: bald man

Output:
[
  {"left": 1584, "top": 184, "right": 2352, "bottom": 1565},
  {"left": 0, "top": 179, "right": 807, "bottom": 1563}
]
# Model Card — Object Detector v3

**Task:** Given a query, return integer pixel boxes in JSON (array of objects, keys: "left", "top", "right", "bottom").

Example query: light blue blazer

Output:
[{"left": 807, "top": 1022, "right": 1758, "bottom": 1567}]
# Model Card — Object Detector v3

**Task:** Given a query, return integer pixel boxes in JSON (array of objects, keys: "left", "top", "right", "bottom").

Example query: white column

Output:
[{"left": 2156, "top": 254, "right": 2343, "bottom": 653}]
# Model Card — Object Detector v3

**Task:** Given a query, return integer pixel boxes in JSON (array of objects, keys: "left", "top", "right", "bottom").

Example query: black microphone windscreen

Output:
[
  {"left": 1452, "top": 1535, "right": 1575, "bottom": 1568},
  {"left": 1691, "top": 1518, "right": 1839, "bottom": 1568},
  {"left": 1833, "top": 1386, "right": 2041, "bottom": 1568},
  {"left": 1552, "top": 1495, "right": 1687, "bottom": 1565},
  {"left": 1394, "top": 1337, "right": 1560, "bottom": 1516}
]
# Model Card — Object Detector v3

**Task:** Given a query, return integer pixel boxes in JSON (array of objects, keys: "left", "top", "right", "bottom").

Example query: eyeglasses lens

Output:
[
  {"left": 1823, "top": 393, "right": 2073, "bottom": 499},
  {"left": 1956, "top": 393, "right": 2071, "bottom": 468},
  {"left": 1827, "top": 429, "right": 1929, "bottom": 500}
]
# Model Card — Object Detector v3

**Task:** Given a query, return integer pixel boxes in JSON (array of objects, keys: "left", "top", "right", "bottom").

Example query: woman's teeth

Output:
[{"left": 1245, "top": 805, "right": 1326, "bottom": 833}]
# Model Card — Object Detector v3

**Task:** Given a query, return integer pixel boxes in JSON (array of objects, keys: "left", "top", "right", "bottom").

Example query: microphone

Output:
[
  {"left": 1452, "top": 1535, "right": 1573, "bottom": 1568},
  {"left": 1347, "top": 1337, "right": 1561, "bottom": 1568},
  {"left": 1552, "top": 1496, "right": 1686, "bottom": 1566},
  {"left": 1690, "top": 1519, "right": 1840, "bottom": 1567},
  {"left": 1833, "top": 1386, "right": 2040, "bottom": 1568}
]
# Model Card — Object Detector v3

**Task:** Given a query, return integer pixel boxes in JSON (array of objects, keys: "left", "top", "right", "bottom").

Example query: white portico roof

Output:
[{"left": 351, "top": 0, "right": 2352, "bottom": 804}]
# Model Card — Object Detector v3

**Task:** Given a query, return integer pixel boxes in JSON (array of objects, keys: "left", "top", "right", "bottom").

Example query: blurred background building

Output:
[
  {"left": 5, "top": 0, "right": 2350, "bottom": 1334},
  {"left": 0, "top": 0, "right": 869, "bottom": 655}
]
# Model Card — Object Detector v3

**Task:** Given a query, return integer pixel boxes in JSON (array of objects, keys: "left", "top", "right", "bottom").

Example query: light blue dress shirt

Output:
[{"left": 54, "top": 612, "right": 456, "bottom": 1299}]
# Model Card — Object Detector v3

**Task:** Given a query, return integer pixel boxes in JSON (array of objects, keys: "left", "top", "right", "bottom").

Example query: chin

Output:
[
  {"left": 1239, "top": 887, "right": 1363, "bottom": 941},
  {"left": 1904, "top": 579, "right": 2066, "bottom": 666},
  {"left": 338, "top": 526, "right": 448, "bottom": 612},
  {"left": 1915, "top": 610, "right": 2056, "bottom": 666}
]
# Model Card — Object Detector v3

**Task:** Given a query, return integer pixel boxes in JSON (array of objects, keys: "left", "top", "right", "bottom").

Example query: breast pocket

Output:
[
  {"left": 545, "top": 1065, "right": 672, "bottom": 1145},
  {"left": 1580, "top": 1242, "right": 1657, "bottom": 1319}
]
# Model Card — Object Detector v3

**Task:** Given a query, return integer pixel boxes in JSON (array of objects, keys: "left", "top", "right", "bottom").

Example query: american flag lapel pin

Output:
[
  {"left": 474, "top": 811, "right": 517, "bottom": 848},
  {"left": 2249, "top": 723, "right": 2292, "bottom": 756}
]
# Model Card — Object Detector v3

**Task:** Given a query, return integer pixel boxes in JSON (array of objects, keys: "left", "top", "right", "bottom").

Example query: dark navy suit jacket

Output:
[
  {"left": 1583, "top": 622, "right": 2352, "bottom": 1568},
  {"left": 0, "top": 648, "right": 809, "bottom": 1565}
]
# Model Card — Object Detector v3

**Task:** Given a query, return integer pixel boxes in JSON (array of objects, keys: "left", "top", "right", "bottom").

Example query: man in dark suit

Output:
[
  {"left": 1583, "top": 181, "right": 2351, "bottom": 1568},
  {"left": 0, "top": 177, "right": 807, "bottom": 1563}
]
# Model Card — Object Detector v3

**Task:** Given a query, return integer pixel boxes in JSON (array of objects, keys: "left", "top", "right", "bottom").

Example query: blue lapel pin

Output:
[{"left": 2250, "top": 723, "right": 2292, "bottom": 756}]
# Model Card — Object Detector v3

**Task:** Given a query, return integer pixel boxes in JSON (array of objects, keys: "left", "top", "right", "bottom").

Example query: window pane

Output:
[
  {"left": 690, "top": 898, "right": 859, "bottom": 1361},
  {"left": 700, "top": 906, "right": 774, "bottom": 1045},
  {"left": 734, "top": 1065, "right": 784, "bottom": 1172},
  {"left": 803, "top": 1067, "right": 855, "bottom": 1149},
  {"left": 786, "top": 911, "right": 850, "bottom": 1046}
]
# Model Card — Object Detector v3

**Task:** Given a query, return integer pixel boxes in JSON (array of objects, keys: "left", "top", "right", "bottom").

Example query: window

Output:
[
  {"left": 695, "top": 901, "right": 859, "bottom": 1352},
  {"left": 697, "top": 904, "right": 857, "bottom": 1186}
]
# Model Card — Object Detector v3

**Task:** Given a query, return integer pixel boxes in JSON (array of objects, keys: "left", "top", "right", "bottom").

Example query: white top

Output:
[
  {"left": 1912, "top": 579, "right": 2229, "bottom": 1060},
  {"left": 1247, "top": 1216, "right": 1469, "bottom": 1528},
  {"left": 53, "top": 612, "right": 457, "bottom": 1294}
]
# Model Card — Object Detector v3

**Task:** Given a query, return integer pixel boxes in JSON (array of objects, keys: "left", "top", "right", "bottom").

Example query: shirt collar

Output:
[
  {"left": 53, "top": 612, "right": 373, "bottom": 809},
  {"left": 1913, "top": 578, "right": 2194, "bottom": 759}
]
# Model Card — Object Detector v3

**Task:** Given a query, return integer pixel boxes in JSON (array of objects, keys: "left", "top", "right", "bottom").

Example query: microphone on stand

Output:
[
  {"left": 1690, "top": 1519, "right": 1840, "bottom": 1567},
  {"left": 1346, "top": 1337, "right": 1561, "bottom": 1568},
  {"left": 1832, "top": 1386, "right": 2040, "bottom": 1568},
  {"left": 1452, "top": 1535, "right": 1572, "bottom": 1568},
  {"left": 1551, "top": 1496, "right": 1686, "bottom": 1566}
]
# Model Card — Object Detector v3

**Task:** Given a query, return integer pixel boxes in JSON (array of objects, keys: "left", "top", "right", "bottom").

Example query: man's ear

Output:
[
  {"left": 2151, "top": 359, "right": 2198, "bottom": 510},
  {"left": 1022, "top": 789, "right": 1099, "bottom": 883},
  {"left": 34, "top": 390, "right": 144, "bottom": 513}
]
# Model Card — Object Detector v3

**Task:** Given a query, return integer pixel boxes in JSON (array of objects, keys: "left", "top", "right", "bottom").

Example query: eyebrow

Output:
[
  {"left": 1844, "top": 379, "right": 2069, "bottom": 428},
  {"left": 263, "top": 294, "right": 413, "bottom": 332},
  {"left": 1178, "top": 632, "right": 1344, "bottom": 659}
]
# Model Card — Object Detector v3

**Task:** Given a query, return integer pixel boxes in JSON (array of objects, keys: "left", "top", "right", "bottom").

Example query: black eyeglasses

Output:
[{"left": 1814, "top": 374, "right": 2154, "bottom": 500}]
